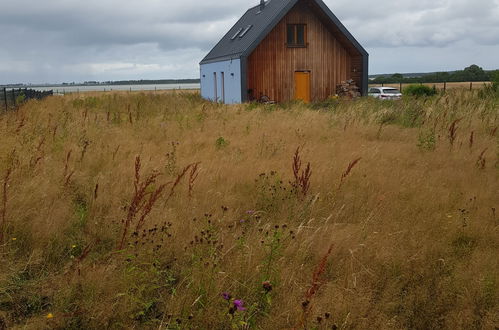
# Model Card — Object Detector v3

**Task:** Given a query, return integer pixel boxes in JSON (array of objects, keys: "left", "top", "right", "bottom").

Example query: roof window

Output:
[
  {"left": 239, "top": 25, "right": 253, "bottom": 38},
  {"left": 230, "top": 28, "right": 243, "bottom": 40}
]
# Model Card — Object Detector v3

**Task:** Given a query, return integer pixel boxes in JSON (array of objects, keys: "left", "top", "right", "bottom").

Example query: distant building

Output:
[{"left": 200, "top": 0, "right": 368, "bottom": 104}]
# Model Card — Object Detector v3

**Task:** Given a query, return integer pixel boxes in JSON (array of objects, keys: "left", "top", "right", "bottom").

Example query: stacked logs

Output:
[{"left": 336, "top": 79, "right": 361, "bottom": 98}]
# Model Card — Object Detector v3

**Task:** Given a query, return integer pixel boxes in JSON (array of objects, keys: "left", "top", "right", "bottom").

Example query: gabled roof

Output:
[{"left": 200, "top": 0, "right": 368, "bottom": 64}]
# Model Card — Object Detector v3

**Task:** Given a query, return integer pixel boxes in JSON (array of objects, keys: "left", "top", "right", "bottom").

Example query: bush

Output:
[
  {"left": 492, "top": 70, "right": 499, "bottom": 91},
  {"left": 404, "top": 84, "right": 437, "bottom": 97}
]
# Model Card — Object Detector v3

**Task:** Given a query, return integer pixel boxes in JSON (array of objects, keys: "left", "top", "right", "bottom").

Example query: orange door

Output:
[{"left": 294, "top": 71, "right": 311, "bottom": 103}]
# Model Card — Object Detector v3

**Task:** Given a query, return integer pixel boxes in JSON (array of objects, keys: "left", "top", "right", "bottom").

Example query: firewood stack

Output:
[{"left": 336, "top": 79, "right": 361, "bottom": 98}]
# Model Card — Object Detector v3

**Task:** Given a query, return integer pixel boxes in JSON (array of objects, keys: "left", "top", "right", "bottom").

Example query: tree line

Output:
[{"left": 371, "top": 65, "right": 498, "bottom": 84}]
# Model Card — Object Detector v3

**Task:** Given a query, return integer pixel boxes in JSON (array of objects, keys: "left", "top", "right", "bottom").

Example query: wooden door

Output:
[{"left": 294, "top": 71, "right": 311, "bottom": 102}]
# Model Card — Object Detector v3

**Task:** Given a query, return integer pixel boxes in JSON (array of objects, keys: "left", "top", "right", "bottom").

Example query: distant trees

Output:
[
  {"left": 372, "top": 64, "right": 495, "bottom": 84},
  {"left": 491, "top": 70, "right": 499, "bottom": 91}
]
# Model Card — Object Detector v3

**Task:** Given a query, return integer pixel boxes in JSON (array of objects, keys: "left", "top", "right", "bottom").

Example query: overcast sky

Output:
[{"left": 1, "top": 0, "right": 498, "bottom": 84}]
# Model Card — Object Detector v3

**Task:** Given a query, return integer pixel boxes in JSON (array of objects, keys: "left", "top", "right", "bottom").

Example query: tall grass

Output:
[{"left": 0, "top": 90, "right": 497, "bottom": 329}]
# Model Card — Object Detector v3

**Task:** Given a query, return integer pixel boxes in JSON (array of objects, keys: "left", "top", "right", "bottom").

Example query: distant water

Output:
[{"left": 24, "top": 83, "right": 200, "bottom": 93}]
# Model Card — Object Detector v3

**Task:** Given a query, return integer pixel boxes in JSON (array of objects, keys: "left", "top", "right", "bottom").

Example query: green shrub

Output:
[
  {"left": 492, "top": 70, "right": 499, "bottom": 91},
  {"left": 215, "top": 136, "right": 229, "bottom": 149},
  {"left": 417, "top": 129, "right": 436, "bottom": 151},
  {"left": 404, "top": 84, "right": 437, "bottom": 97}
]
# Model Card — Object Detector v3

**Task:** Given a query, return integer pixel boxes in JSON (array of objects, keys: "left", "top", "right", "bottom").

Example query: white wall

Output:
[{"left": 200, "top": 59, "right": 241, "bottom": 104}]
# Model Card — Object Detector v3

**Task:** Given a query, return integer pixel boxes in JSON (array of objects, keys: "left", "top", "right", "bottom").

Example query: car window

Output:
[
  {"left": 369, "top": 88, "right": 380, "bottom": 93},
  {"left": 383, "top": 89, "right": 400, "bottom": 94}
]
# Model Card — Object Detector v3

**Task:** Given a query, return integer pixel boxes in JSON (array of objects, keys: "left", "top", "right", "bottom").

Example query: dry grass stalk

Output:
[
  {"left": 94, "top": 182, "right": 99, "bottom": 200},
  {"left": 301, "top": 243, "right": 334, "bottom": 327},
  {"left": 292, "top": 147, "right": 312, "bottom": 198},
  {"left": 52, "top": 124, "right": 58, "bottom": 141},
  {"left": 469, "top": 131, "right": 474, "bottom": 150},
  {"left": 188, "top": 162, "right": 201, "bottom": 197},
  {"left": 112, "top": 145, "right": 120, "bottom": 161},
  {"left": 64, "top": 170, "right": 75, "bottom": 187},
  {"left": 476, "top": 148, "right": 487, "bottom": 169},
  {"left": 80, "top": 140, "right": 90, "bottom": 162},
  {"left": 339, "top": 157, "right": 362, "bottom": 188},
  {"left": 30, "top": 136, "right": 46, "bottom": 169},
  {"left": 491, "top": 126, "right": 498, "bottom": 137},
  {"left": 118, "top": 156, "right": 169, "bottom": 250},
  {"left": 165, "top": 163, "right": 193, "bottom": 203},
  {"left": 0, "top": 166, "right": 12, "bottom": 245},
  {"left": 63, "top": 149, "right": 72, "bottom": 178},
  {"left": 448, "top": 118, "right": 461, "bottom": 146},
  {"left": 15, "top": 114, "right": 25, "bottom": 134},
  {"left": 66, "top": 243, "right": 93, "bottom": 276}
]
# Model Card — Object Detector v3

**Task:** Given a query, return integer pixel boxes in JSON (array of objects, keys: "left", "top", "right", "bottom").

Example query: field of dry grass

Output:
[{"left": 0, "top": 89, "right": 498, "bottom": 329}]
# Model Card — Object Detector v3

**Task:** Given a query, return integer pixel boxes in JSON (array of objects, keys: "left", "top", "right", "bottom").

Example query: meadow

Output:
[{"left": 0, "top": 89, "right": 497, "bottom": 329}]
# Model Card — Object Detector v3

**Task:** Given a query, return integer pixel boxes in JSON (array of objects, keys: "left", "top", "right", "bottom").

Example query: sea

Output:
[{"left": 12, "top": 83, "right": 200, "bottom": 94}]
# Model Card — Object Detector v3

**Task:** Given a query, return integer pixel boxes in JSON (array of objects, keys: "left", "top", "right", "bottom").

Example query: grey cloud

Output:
[{"left": 0, "top": 0, "right": 498, "bottom": 83}]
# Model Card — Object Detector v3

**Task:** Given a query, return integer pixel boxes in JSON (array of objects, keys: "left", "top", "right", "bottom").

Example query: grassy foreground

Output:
[{"left": 0, "top": 90, "right": 498, "bottom": 329}]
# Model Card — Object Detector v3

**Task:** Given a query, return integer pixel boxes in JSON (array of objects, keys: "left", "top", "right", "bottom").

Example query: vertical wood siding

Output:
[{"left": 247, "top": 2, "right": 362, "bottom": 102}]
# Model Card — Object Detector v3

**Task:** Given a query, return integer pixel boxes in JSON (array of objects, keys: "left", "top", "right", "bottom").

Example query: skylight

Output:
[
  {"left": 230, "top": 28, "right": 243, "bottom": 40},
  {"left": 239, "top": 25, "right": 253, "bottom": 38}
]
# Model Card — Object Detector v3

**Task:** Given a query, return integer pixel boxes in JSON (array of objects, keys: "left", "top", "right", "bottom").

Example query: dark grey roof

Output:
[{"left": 200, "top": 0, "right": 368, "bottom": 64}]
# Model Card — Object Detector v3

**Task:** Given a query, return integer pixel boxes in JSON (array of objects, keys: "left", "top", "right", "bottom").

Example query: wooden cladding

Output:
[{"left": 247, "top": 1, "right": 363, "bottom": 102}]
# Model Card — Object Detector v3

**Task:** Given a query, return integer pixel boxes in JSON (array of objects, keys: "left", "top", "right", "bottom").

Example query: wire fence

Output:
[
  {"left": 1, "top": 88, "right": 53, "bottom": 112},
  {"left": 368, "top": 81, "right": 492, "bottom": 92}
]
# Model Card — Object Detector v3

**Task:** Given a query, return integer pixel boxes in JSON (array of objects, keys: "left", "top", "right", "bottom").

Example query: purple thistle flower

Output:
[
  {"left": 246, "top": 210, "right": 255, "bottom": 215},
  {"left": 240, "top": 219, "right": 246, "bottom": 223},
  {"left": 221, "top": 292, "right": 231, "bottom": 300},
  {"left": 233, "top": 299, "right": 246, "bottom": 311}
]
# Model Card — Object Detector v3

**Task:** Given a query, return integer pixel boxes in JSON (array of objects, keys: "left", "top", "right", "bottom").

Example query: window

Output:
[
  {"left": 287, "top": 24, "right": 306, "bottom": 47},
  {"left": 230, "top": 28, "right": 243, "bottom": 40},
  {"left": 369, "top": 88, "right": 380, "bottom": 94},
  {"left": 383, "top": 88, "right": 400, "bottom": 94},
  {"left": 239, "top": 25, "right": 253, "bottom": 38}
]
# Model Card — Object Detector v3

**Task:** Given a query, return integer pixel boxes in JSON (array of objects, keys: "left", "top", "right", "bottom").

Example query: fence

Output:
[
  {"left": 1, "top": 88, "right": 53, "bottom": 111},
  {"left": 368, "top": 81, "right": 492, "bottom": 92}
]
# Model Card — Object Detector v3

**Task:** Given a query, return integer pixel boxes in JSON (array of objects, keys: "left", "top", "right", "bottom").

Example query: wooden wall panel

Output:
[{"left": 247, "top": 2, "right": 362, "bottom": 102}]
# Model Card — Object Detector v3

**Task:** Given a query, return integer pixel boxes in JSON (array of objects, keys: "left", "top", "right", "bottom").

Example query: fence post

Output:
[
  {"left": 381, "top": 83, "right": 384, "bottom": 87},
  {"left": 399, "top": 82, "right": 402, "bottom": 91},
  {"left": 12, "top": 89, "right": 16, "bottom": 108},
  {"left": 469, "top": 82, "right": 472, "bottom": 91},
  {"left": 444, "top": 82, "right": 447, "bottom": 92},
  {"left": 3, "top": 88, "right": 7, "bottom": 111}
]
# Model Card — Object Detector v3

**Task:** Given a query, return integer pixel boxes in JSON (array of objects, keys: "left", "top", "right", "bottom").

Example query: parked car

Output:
[{"left": 368, "top": 87, "right": 402, "bottom": 100}]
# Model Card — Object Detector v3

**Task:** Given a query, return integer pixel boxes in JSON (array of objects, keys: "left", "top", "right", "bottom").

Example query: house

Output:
[{"left": 199, "top": 0, "right": 368, "bottom": 104}]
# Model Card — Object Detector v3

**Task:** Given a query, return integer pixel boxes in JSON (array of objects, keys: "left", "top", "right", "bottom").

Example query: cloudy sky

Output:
[{"left": 1, "top": 0, "right": 498, "bottom": 84}]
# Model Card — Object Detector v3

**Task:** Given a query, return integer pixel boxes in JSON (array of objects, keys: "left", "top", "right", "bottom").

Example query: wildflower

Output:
[
  {"left": 221, "top": 292, "right": 231, "bottom": 300},
  {"left": 233, "top": 299, "right": 246, "bottom": 311},
  {"left": 11, "top": 238, "right": 16, "bottom": 241},
  {"left": 46, "top": 313, "right": 54, "bottom": 319},
  {"left": 239, "top": 219, "right": 246, "bottom": 223},
  {"left": 71, "top": 244, "right": 77, "bottom": 248},
  {"left": 262, "top": 280, "right": 272, "bottom": 292},
  {"left": 246, "top": 210, "right": 255, "bottom": 215}
]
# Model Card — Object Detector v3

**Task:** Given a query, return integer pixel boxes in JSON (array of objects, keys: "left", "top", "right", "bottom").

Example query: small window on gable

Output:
[{"left": 287, "top": 24, "right": 306, "bottom": 47}]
